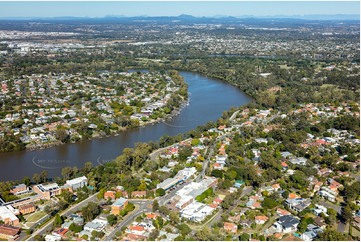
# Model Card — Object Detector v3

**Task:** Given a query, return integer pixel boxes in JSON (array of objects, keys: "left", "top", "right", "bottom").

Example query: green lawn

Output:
[
  {"left": 351, "top": 226, "right": 360, "bottom": 238},
  {"left": 26, "top": 211, "right": 47, "bottom": 223}
]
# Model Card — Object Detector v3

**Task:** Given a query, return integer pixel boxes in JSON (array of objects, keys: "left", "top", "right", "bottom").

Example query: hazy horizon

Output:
[{"left": 0, "top": 1, "right": 359, "bottom": 19}]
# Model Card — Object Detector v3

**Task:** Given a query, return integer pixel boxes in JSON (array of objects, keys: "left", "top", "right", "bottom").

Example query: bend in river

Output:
[{"left": 0, "top": 71, "right": 252, "bottom": 181}]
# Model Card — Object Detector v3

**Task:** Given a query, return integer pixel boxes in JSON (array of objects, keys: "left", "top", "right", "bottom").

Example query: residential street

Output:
[
  {"left": 104, "top": 200, "right": 153, "bottom": 240},
  {"left": 26, "top": 192, "right": 99, "bottom": 241}
]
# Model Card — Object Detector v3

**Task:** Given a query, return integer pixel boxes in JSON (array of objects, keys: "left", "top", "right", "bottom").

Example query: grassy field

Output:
[{"left": 26, "top": 211, "right": 47, "bottom": 223}]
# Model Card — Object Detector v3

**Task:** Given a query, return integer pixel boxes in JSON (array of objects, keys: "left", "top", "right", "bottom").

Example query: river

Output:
[{"left": 0, "top": 71, "right": 251, "bottom": 181}]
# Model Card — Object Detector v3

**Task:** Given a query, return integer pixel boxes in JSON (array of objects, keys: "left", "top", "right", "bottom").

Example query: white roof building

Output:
[
  {"left": 65, "top": 176, "right": 88, "bottom": 190},
  {"left": 0, "top": 206, "right": 19, "bottom": 224}
]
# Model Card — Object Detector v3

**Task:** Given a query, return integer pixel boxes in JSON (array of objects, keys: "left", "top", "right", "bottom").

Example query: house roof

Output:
[
  {"left": 288, "top": 193, "right": 299, "bottom": 199},
  {"left": 146, "top": 213, "right": 158, "bottom": 220},
  {"left": 113, "top": 197, "right": 128, "bottom": 207},
  {"left": 129, "top": 225, "right": 144, "bottom": 231},
  {"left": 224, "top": 222, "right": 237, "bottom": 230},
  {"left": 277, "top": 208, "right": 291, "bottom": 216},
  {"left": 278, "top": 215, "right": 300, "bottom": 228},
  {"left": 0, "top": 225, "right": 20, "bottom": 236},
  {"left": 255, "top": 215, "right": 269, "bottom": 221}
]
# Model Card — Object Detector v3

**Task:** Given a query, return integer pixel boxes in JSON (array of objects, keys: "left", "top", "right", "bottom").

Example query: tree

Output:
[
  {"left": 107, "top": 214, "right": 117, "bottom": 226},
  {"left": 82, "top": 202, "right": 100, "bottom": 222},
  {"left": 149, "top": 229, "right": 160, "bottom": 240},
  {"left": 261, "top": 197, "right": 278, "bottom": 209},
  {"left": 340, "top": 205, "right": 353, "bottom": 224},
  {"left": 69, "top": 223, "right": 83, "bottom": 233},
  {"left": 316, "top": 229, "right": 352, "bottom": 241},
  {"left": 178, "top": 146, "right": 192, "bottom": 161},
  {"left": 169, "top": 211, "right": 180, "bottom": 224},
  {"left": 53, "top": 214, "right": 63, "bottom": 228},
  {"left": 226, "top": 170, "right": 237, "bottom": 180},
  {"left": 155, "top": 188, "right": 165, "bottom": 197},
  {"left": 32, "top": 173, "right": 42, "bottom": 184},
  {"left": 153, "top": 216, "right": 164, "bottom": 229},
  {"left": 40, "top": 170, "right": 48, "bottom": 183},
  {"left": 55, "top": 128, "right": 70, "bottom": 143},
  {"left": 195, "top": 227, "right": 212, "bottom": 241},
  {"left": 240, "top": 233, "right": 250, "bottom": 241},
  {"left": 211, "top": 169, "right": 223, "bottom": 178},
  {"left": 97, "top": 188, "right": 106, "bottom": 200},
  {"left": 138, "top": 181, "right": 147, "bottom": 191},
  {"left": 177, "top": 223, "right": 191, "bottom": 236},
  {"left": 152, "top": 200, "right": 159, "bottom": 212},
  {"left": 61, "top": 166, "right": 73, "bottom": 180},
  {"left": 23, "top": 176, "right": 31, "bottom": 186},
  {"left": 84, "top": 162, "right": 93, "bottom": 173},
  {"left": 61, "top": 189, "right": 73, "bottom": 204}
]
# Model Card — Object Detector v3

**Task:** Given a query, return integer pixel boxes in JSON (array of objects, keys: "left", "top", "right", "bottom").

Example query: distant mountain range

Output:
[{"left": 0, "top": 14, "right": 359, "bottom": 21}]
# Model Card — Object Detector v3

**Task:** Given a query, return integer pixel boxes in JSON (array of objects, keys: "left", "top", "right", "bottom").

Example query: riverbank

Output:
[
  {"left": 25, "top": 97, "right": 189, "bottom": 152},
  {"left": 0, "top": 71, "right": 251, "bottom": 181}
]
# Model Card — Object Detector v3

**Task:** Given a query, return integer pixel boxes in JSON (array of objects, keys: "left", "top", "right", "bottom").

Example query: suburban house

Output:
[
  {"left": 104, "top": 191, "right": 116, "bottom": 200},
  {"left": 224, "top": 222, "right": 237, "bottom": 233},
  {"left": 273, "top": 215, "right": 300, "bottom": 233},
  {"left": 84, "top": 218, "right": 107, "bottom": 233},
  {"left": 255, "top": 215, "right": 269, "bottom": 225},
  {"left": 131, "top": 191, "right": 147, "bottom": 198},
  {"left": 111, "top": 198, "right": 128, "bottom": 215},
  {"left": 285, "top": 198, "right": 311, "bottom": 213}
]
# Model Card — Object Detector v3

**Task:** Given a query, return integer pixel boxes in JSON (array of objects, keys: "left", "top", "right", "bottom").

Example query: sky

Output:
[{"left": 0, "top": 1, "right": 359, "bottom": 18}]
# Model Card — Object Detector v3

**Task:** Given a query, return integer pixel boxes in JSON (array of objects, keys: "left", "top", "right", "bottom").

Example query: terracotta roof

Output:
[
  {"left": 252, "top": 202, "right": 261, "bottom": 208},
  {"left": 125, "top": 233, "right": 147, "bottom": 241},
  {"left": 272, "top": 184, "right": 280, "bottom": 189},
  {"left": 129, "top": 225, "right": 144, "bottom": 231},
  {"left": 224, "top": 222, "right": 237, "bottom": 232},
  {"left": 209, "top": 203, "right": 218, "bottom": 209},
  {"left": 277, "top": 208, "right": 291, "bottom": 216},
  {"left": 19, "top": 203, "right": 35, "bottom": 210},
  {"left": 288, "top": 193, "right": 299, "bottom": 199},
  {"left": 255, "top": 215, "right": 269, "bottom": 221},
  {"left": 0, "top": 225, "right": 20, "bottom": 236},
  {"left": 146, "top": 213, "right": 158, "bottom": 220}
]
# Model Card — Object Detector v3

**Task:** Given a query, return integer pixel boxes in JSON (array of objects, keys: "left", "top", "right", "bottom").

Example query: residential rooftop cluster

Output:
[{"left": 0, "top": 71, "right": 185, "bottom": 151}]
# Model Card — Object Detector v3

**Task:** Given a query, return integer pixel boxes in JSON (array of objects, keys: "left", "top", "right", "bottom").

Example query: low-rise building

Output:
[
  {"left": 84, "top": 218, "right": 107, "bottom": 233},
  {"left": 224, "top": 222, "right": 237, "bottom": 233},
  {"left": 64, "top": 176, "right": 87, "bottom": 191},
  {"left": 0, "top": 206, "right": 19, "bottom": 226},
  {"left": 104, "top": 191, "right": 116, "bottom": 200},
  {"left": 0, "top": 224, "right": 20, "bottom": 240},
  {"left": 10, "top": 184, "right": 28, "bottom": 195},
  {"left": 273, "top": 215, "right": 300, "bottom": 233},
  {"left": 33, "top": 183, "right": 61, "bottom": 199},
  {"left": 111, "top": 198, "right": 128, "bottom": 215},
  {"left": 255, "top": 215, "right": 269, "bottom": 225},
  {"left": 285, "top": 198, "right": 311, "bottom": 213},
  {"left": 18, "top": 203, "right": 36, "bottom": 215},
  {"left": 131, "top": 191, "right": 146, "bottom": 198}
]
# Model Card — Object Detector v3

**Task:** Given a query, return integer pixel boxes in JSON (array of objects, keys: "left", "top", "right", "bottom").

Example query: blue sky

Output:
[{"left": 0, "top": 1, "right": 359, "bottom": 18}]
